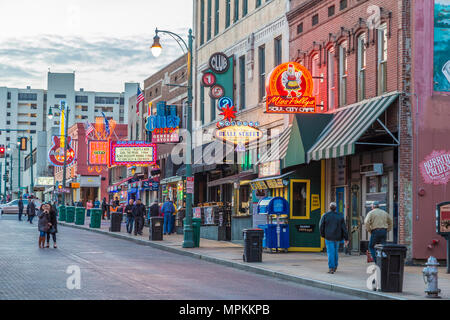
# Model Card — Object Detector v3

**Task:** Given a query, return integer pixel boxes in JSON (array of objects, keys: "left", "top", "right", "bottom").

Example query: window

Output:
[
  {"left": 297, "top": 22, "right": 303, "bottom": 34},
  {"left": 82, "top": 106, "right": 88, "bottom": 111},
  {"left": 258, "top": 45, "right": 266, "bottom": 101},
  {"left": 312, "top": 14, "right": 319, "bottom": 26},
  {"left": 242, "top": 0, "right": 248, "bottom": 17},
  {"left": 256, "top": 0, "right": 261, "bottom": 8},
  {"left": 377, "top": 23, "right": 388, "bottom": 94},
  {"left": 6, "top": 113, "right": 10, "bottom": 117},
  {"left": 328, "top": 5, "right": 335, "bottom": 17},
  {"left": 207, "top": 0, "right": 212, "bottom": 41},
  {"left": 340, "top": 0, "right": 347, "bottom": 10},
  {"left": 226, "top": 0, "right": 231, "bottom": 28},
  {"left": 274, "top": 37, "right": 282, "bottom": 67},
  {"left": 30, "top": 104, "right": 37, "bottom": 109},
  {"left": 7, "top": 92, "right": 11, "bottom": 100},
  {"left": 214, "top": 0, "right": 220, "bottom": 35},
  {"left": 18, "top": 93, "right": 37, "bottom": 101},
  {"left": 55, "top": 94, "right": 66, "bottom": 99},
  {"left": 234, "top": 0, "right": 239, "bottom": 22},
  {"left": 30, "top": 122, "right": 36, "bottom": 126},
  {"left": 339, "top": 41, "right": 348, "bottom": 106},
  {"left": 210, "top": 97, "right": 216, "bottom": 122},
  {"left": 30, "top": 130, "right": 36, "bottom": 134},
  {"left": 6, "top": 137, "right": 9, "bottom": 142},
  {"left": 200, "top": 0, "right": 205, "bottom": 45},
  {"left": 200, "top": 85, "right": 205, "bottom": 125},
  {"left": 7, "top": 103, "right": 11, "bottom": 108},
  {"left": 6, "top": 121, "right": 10, "bottom": 125},
  {"left": 357, "top": 33, "right": 366, "bottom": 101},
  {"left": 291, "top": 181, "right": 309, "bottom": 218},
  {"left": 95, "top": 97, "right": 117, "bottom": 104},
  {"left": 328, "top": 48, "right": 336, "bottom": 110},
  {"left": 239, "top": 55, "right": 246, "bottom": 109},
  {"left": 75, "top": 95, "right": 88, "bottom": 103},
  {"left": 312, "top": 54, "right": 320, "bottom": 98}
]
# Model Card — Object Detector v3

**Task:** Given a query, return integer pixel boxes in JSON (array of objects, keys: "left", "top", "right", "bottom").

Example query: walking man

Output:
[
  {"left": 132, "top": 199, "right": 146, "bottom": 236},
  {"left": 124, "top": 199, "right": 134, "bottom": 234},
  {"left": 319, "top": 202, "right": 349, "bottom": 274},
  {"left": 365, "top": 201, "right": 393, "bottom": 264},
  {"left": 27, "top": 198, "right": 36, "bottom": 224},
  {"left": 162, "top": 199, "right": 175, "bottom": 235},
  {"left": 18, "top": 196, "right": 24, "bottom": 221}
]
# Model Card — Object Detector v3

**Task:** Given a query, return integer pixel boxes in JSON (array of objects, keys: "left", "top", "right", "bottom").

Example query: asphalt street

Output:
[{"left": 0, "top": 214, "right": 360, "bottom": 300}]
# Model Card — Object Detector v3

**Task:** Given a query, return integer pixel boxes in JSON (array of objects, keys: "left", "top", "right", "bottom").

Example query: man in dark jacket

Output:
[
  {"left": 132, "top": 199, "right": 146, "bottom": 236},
  {"left": 18, "top": 196, "right": 24, "bottom": 221},
  {"left": 319, "top": 202, "right": 349, "bottom": 274},
  {"left": 27, "top": 198, "right": 36, "bottom": 224},
  {"left": 124, "top": 199, "right": 134, "bottom": 234}
]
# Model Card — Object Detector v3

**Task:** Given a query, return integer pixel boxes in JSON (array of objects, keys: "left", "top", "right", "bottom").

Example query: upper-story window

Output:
[
  {"left": 215, "top": 0, "right": 220, "bottom": 35},
  {"left": 328, "top": 48, "right": 336, "bottom": 110},
  {"left": 200, "top": 0, "right": 205, "bottom": 45},
  {"left": 312, "top": 54, "right": 320, "bottom": 98},
  {"left": 207, "top": 0, "right": 212, "bottom": 41},
  {"left": 258, "top": 45, "right": 266, "bottom": 101},
  {"left": 242, "top": 0, "right": 248, "bottom": 17},
  {"left": 357, "top": 33, "right": 366, "bottom": 101},
  {"left": 312, "top": 14, "right": 319, "bottom": 26},
  {"left": 377, "top": 23, "right": 388, "bottom": 94},
  {"left": 338, "top": 41, "right": 348, "bottom": 107},
  {"left": 226, "top": 0, "right": 231, "bottom": 28},
  {"left": 328, "top": 5, "right": 335, "bottom": 17},
  {"left": 256, "top": 0, "right": 261, "bottom": 8},
  {"left": 18, "top": 93, "right": 37, "bottom": 101},
  {"left": 274, "top": 37, "right": 282, "bottom": 67},
  {"left": 75, "top": 95, "right": 88, "bottom": 103},
  {"left": 239, "top": 55, "right": 246, "bottom": 110},
  {"left": 297, "top": 22, "right": 303, "bottom": 34},
  {"left": 340, "top": 0, "right": 347, "bottom": 11},
  {"left": 234, "top": 0, "right": 239, "bottom": 23}
]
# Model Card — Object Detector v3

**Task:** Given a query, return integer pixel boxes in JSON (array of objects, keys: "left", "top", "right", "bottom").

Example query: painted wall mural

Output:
[
  {"left": 420, "top": 150, "right": 450, "bottom": 185},
  {"left": 434, "top": 0, "right": 450, "bottom": 92}
]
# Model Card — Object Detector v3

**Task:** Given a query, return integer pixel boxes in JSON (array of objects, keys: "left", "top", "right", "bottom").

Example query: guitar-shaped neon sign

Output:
[{"left": 48, "top": 136, "right": 75, "bottom": 167}]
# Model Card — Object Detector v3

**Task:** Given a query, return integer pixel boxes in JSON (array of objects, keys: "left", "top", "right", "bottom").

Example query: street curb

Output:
[{"left": 59, "top": 222, "right": 405, "bottom": 300}]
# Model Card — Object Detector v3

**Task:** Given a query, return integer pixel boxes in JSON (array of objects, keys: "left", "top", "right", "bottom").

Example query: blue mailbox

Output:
[{"left": 257, "top": 197, "right": 290, "bottom": 251}]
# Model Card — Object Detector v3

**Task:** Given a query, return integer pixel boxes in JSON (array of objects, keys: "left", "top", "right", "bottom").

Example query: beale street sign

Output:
[{"left": 266, "top": 62, "right": 316, "bottom": 114}]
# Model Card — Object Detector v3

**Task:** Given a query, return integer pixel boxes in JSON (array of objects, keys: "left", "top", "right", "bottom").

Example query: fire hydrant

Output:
[{"left": 423, "top": 256, "right": 441, "bottom": 298}]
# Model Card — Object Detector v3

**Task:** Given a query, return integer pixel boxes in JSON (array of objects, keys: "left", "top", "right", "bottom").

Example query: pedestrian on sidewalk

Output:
[
  {"left": 101, "top": 197, "right": 108, "bottom": 219},
  {"left": 149, "top": 201, "right": 159, "bottom": 218},
  {"left": 18, "top": 196, "right": 24, "bottom": 221},
  {"left": 162, "top": 199, "right": 175, "bottom": 235},
  {"left": 125, "top": 199, "right": 134, "bottom": 234},
  {"left": 319, "top": 202, "right": 349, "bottom": 274},
  {"left": 94, "top": 197, "right": 100, "bottom": 209},
  {"left": 364, "top": 201, "right": 393, "bottom": 264},
  {"left": 27, "top": 198, "right": 36, "bottom": 224},
  {"left": 133, "top": 199, "right": 146, "bottom": 236},
  {"left": 45, "top": 203, "right": 58, "bottom": 249},
  {"left": 37, "top": 204, "right": 50, "bottom": 248}
]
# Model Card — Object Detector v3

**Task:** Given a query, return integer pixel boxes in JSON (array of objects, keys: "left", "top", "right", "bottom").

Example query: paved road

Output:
[{"left": 0, "top": 214, "right": 360, "bottom": 300}]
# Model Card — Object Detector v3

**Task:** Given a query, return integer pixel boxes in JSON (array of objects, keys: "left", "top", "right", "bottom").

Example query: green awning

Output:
[{"left": 307, "top": 92, "right": 400, "bottom": 162}]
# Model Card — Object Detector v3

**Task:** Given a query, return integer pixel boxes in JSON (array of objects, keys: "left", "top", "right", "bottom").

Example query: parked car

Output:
[{"left": 0, "top": 199, "right": 42, "bottom": 214}]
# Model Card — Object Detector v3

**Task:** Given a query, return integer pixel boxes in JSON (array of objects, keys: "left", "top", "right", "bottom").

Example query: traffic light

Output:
[
  {"left": 19, "top": 137, "right": 27, "bottom": 151},
  {"left": 0, "top": 145, "right": 5, "bottom": 158}
]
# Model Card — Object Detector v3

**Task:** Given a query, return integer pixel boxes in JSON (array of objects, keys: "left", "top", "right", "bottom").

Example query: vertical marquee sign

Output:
[{"left": 265, "top": 62, "right": 317, "bottom": 114}]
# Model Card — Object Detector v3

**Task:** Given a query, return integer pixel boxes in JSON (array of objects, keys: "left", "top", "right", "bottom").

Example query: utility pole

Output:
[
  {"left": 18, "top": 140, "right": 21, "bottom": 198},
  {"left": 29, "top": 135, "right": 33, "bottom": 195},
  {"left": 9, "top": 151, "right": 12, "bottom": 199}
]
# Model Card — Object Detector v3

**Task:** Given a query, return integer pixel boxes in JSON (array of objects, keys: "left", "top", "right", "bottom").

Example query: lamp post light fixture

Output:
[{"left": 151, "top": 27, "right": 195, "bottom": 248}]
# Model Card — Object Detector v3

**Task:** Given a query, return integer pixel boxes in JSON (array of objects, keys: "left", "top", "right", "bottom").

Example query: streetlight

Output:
[
  {"left": 48, "top": 100, "right": 69, "bottom": 205},
  {"left": 151, "top": 27, "right": 195, "bottom": 248}
]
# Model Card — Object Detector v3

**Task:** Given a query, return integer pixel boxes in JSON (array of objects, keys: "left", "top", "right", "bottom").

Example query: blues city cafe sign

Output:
[
  {"left": 146, "top": 103, "right": 181, "bottom": 144},
  {"left": 266, "top": 62, "right": 317, "bottom": 114}
]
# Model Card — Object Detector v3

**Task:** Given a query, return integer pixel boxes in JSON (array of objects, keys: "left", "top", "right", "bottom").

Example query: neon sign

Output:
[
  {"left": 215, "top": 120, "right": 262, "bottom": 145},
  {"left": 109, "top": 140, "right": 157, "bottom": 167},
  {"left": 145, "top": 103, "right": 181, "bottom": 144},
  {"left": 266, "top": 62, "right": 317, "bottom": 114},
  {"left": 48, "top": 136, "right": 75, "bottom": 167},
  {"left": 88, "top": 140, "right": 109, "bottom": 166}
]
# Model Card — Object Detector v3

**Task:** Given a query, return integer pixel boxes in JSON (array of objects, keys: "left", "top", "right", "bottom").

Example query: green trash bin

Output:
[
  {"left": 65, "top": 206, "right": 75, "bottom": 223},
  {"left": 192, "top": 218, "right": 201, "bottom": 248},
  {"left": 90, "top": 208, "right": 102, "bottom": 228},
  {"left": 58, "top": 206, "right": 66, "bottom": 222},
  {"left": 75, "top": 207, "right": 86, "bottom": 225}
]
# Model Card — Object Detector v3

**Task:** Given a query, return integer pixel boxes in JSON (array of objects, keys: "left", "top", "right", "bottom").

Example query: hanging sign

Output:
[
  {"left": 109, "top": 140, "right": 157, "bottom": 167},
  {"left": 266, "top": 62, "right": 316, "bottom": 114},
  {"left": 145, "top": 103, "right": 181, "bottom": 144},
  {"left": 218, "top": 96, "right": 233, "bottom": 111},
  {"left": 88, "top": 140, "right": 109, "bottom": 166},
  {"left": 216, "top": 121, "right": 262, "bottom": 144},
  {"left": 209, "top": 52, "right": 230, "bottom": 74},
  {"left": 202, "top": 72, "right": 216, "bottom": 87},
  {"left": 437, "top": 202, "right": 450, "bottom": 236},
  {"left": 209, "top": 84, "right": 225, "bottom": 99},
  {"left": 48, "top": 136, "right": 75, "bottom": 167},
  {"left": 420, "top": 150, "right": 450, "bottom": 185}
]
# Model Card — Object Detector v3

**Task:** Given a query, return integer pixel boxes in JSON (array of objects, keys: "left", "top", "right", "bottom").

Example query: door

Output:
[{"left": 336, "top": 187, "right": 345, "bottom": 215}]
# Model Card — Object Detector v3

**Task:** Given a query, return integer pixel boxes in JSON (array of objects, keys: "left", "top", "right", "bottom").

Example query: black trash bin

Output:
[
  {"left": 149, "top": 216, "right": 164, "bottom": 241},
  {"left": 243, "top": 229, "right": 264, "bottom": 262},
  {"left": 109, "top": 212, "right": 123, "bottom": 232},
  {"left": 375, "top": 244, "right": 408, "bottom": 292}
]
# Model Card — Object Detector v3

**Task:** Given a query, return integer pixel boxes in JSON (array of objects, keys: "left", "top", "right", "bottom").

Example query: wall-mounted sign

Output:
[
  {"left": 436, "top": 202, "right": 450, "bottom": 236},
  {"left": 434, "top": 0, "right": 450, "bottom": 92},
  {"left": 71, "top": 182, "right": 80, "bottom": 189},
  {"left": 215, "top": 121, "right": 262, "bottom": 145},
  {"left": 88, "top": 140, "right": 109, "bottom": 166},
  {"left": 311, "top": 194, "right": 321, "bottom": 211},
  {"left": 202, "top": 72, "right": 216, "bottom": 87},
  {"left": 250, "top": 181, "right": 268, "bottom": 190},
  {"left": 218, "top": 96, "right": 233, "bottom": 111},
  {"left": 265, "top": 179, "right": 284, "bottom": 189},
  {"left": 209, "top": 52, "right": 230, "bottom": 74},
  {"left": 109, "top": 140, "right": 157, "bottom": 167},
  {"left": 296, "top": 224, "right": 315, "bottom": 233},
  {"left": 48, "top": 136, "right": 75, "bottom": 167},
  {"left": 35, "top": 177, "right": 54, "bottom": 186},
  {"left": 146, "top": 102, "right": 181, "bottom": 144},
  {"left": 259, "top": 160, "right": 281, "bottom": 178},
  {"left": 266, "top": 62, "right": 316, "bottom": 114},
  {"left": 420, "top": 150, "right": 450, "bottom": 185},
  {"left": 209, "top": 84, "right": 225, "bottom": 99}
]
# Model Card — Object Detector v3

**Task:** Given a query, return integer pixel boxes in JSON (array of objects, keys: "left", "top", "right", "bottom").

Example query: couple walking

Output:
[
  {"left": 37, "top": 203, "right": 58, "bottom": 248},
  {"left": 124, "top": 199, "right": 146, "bottom": 236}
]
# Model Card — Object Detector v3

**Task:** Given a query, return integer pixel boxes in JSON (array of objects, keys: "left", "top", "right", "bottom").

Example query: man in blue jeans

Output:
[
  {"left": 319, "top": 202, "right": 349, "bottom": 274},
  {"left": 162, "top": 199, "right": 175, "bottom": 235},
  {"left": 124, "top": 199, "right": 135, "bottom": 234},
  {"left": 365, "top": 201, "right": 393, "bottom": 263}
]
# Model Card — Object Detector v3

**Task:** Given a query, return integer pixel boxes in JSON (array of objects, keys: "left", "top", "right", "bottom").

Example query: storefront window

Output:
[
  {"left": 368, "top": 176, "right": 378, "bottom": 193},
  {"left": 292, "top": 182, "right": 307, "bottom": 217},
  {"left": 380, "top": 175, "right": 389, "bottom": 193}
]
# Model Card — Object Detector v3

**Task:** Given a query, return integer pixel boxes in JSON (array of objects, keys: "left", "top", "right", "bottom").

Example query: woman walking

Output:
[
  {"left": 45, "top": 203, "right": 58, "bottom": 248},
  {"left": 37, "top": 204, "right": 50, "bottom": 248}
]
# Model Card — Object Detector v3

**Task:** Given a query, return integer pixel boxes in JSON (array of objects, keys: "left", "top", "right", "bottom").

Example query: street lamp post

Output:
[
  {"left": 151, "top": 28, "right": 194, "bottom": 248},
  {"left": 17, "top": 140, "right": 21, "bottom": 198}
]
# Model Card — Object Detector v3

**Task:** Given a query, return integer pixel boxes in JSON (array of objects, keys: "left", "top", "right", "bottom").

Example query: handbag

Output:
[{"left": 366, "top": 250, "right": 374, "bottom": 263}]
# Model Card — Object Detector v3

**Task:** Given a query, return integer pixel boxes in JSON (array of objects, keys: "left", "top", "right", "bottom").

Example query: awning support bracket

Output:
[{"left": 356, "top": 119, "right": 400, "bottom": 147}]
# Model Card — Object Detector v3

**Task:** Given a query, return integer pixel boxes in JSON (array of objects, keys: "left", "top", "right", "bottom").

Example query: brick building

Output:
[{"left": 286, "top": 0, "right": 415, "bottom": 259}]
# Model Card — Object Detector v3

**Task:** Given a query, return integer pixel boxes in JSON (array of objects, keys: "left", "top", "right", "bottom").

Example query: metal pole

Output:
[
  {"left": 4, "top": 151, "right": 7, "bottom": 201},
  {"left": 9, "top": 150, "right": 12, "bottom": 199},
  {"left": 447, "top": 236, "right": 450, "bottom": 274},
  {"left": 30, "top": 136, "right": 33, "bottom": 195},
  {"left": 62, "top": 104, "right": 69, "bottom": 205},
  {"left": 182, "top": 28, "right": 194, "bottom": 248},
  {"left": 18, "top": 141, "right": 21, "bottom": 198}
]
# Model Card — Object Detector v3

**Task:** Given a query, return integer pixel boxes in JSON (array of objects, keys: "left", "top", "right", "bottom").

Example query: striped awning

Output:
[
  {"left": 307, "top": 92, "right": 400, "bottom": 162},
  {"left": 256, "top": 125, "right": 292, "bottom": 165}
]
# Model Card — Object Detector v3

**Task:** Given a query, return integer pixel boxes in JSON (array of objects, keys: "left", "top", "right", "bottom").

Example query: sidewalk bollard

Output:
[{"left": 423, "top": 256, "right": 441, "bottom": 298}]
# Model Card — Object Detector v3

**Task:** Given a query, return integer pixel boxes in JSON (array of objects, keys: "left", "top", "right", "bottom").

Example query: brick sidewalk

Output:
[{"left": 60, "top": 217, "right": 450, "bottom": 300}]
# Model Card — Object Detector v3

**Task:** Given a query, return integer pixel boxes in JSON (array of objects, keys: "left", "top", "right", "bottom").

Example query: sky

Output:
[{"left": 0, "top": 0, "right": 193, "bottom": 92}]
